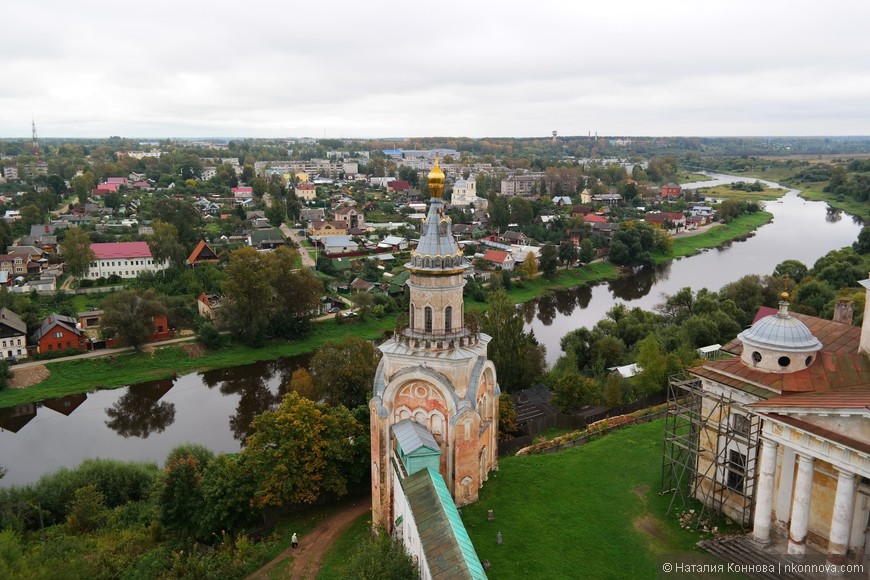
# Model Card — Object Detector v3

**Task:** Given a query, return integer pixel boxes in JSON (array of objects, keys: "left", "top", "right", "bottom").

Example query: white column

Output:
[
  {"left": 787, "top": 453, "right": 816, "bottom": 557},
  {"left": 752, "top": 439, "right": 779, "bottom": 545},
  {"left": 826, "top": 469, "right": 857, "bottom": 573},
  {"left": 775, "top": 446, "right": 796, "bottom": 528}
]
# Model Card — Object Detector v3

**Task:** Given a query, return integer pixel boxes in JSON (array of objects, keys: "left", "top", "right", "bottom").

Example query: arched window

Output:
[
  {"left": 409, "top": 303, "right": 415, "bottom": 328},
  {"left": 445, "top": 306, "right": 452, "bottom": 332},
  {"left": 425, "top": 307, "right": 433, "bottom": 333}
]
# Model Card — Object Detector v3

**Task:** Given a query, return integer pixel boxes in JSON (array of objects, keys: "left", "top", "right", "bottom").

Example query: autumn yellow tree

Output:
[
  {"left": 243, "top": 392, "right": 366, "bottom": 508},
  {"left": 521, "top": 252, "right": 538, "bottom": 279}
]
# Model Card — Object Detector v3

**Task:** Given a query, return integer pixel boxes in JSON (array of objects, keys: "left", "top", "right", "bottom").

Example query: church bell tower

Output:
[{"left": 370, "top": 157, "right": 500, "bottom": 531}]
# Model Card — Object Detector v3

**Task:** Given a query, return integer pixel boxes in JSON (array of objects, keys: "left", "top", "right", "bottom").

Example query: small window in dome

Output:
[
  {"left": 752, "top": 351, "right": 762, "bottom": 364},
  {"left": 805, "top": 356, "right": 813, "bottom": 367},
  {"left": 778, "top": 356, "right": 791, "bottom": 367}
]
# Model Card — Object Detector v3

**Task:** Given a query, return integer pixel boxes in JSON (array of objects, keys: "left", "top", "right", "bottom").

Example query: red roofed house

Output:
[
  {"left": 582, "top": 214, "right": 607, "bottom": 224},
  {"left": 644, "top": 212, "right": 686, "bottom": 233},
  {"left": 92, "top": 183, "right": 119, "bottom": 196},
  {"left": 660, "top": 182, "right": 682, "bottom": 198},
  {"left": 387, "top": 180, "right": 410, "bottom": 193},
  {"left": 85, "top": 242, "right": 168, "bottom": 279},
  {"left": 482, "top": 249, "right": 514, "bottom": 271},
  {"left": 231, "top": 187, "right": 253, "bottom": 199},
  {"left": 187, "top": 240, "right": 219, "bottom": 267},
  {"left": 106, "top": 177, "right": 129, "bottom": 186},
  {"left": 667, "top": 285, "right": 870, "bottom": 568},
  {"left": 33, "top": 314, "right": 85, "bottom": 354},
  {"left": 296, "top": 183, "right": 317, "bottom": 201}
]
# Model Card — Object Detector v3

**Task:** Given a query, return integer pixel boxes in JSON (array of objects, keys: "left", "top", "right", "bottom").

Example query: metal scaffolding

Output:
[{"left": 660, "top": 375, "right": 761, "bottom": 529}]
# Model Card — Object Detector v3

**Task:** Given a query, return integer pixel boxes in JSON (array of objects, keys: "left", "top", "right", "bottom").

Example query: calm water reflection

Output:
[
  {"left": 0, "top": 354, "right": 310, "bottom": 486},
  {"left": 527, "top": 175, "right": 863, "bottom": 364}
]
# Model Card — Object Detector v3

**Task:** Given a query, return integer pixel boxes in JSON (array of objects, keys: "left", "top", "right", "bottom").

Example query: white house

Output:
[
  {"left": 322, "top": 235, "right": 359, "bottom": 256},
  {"left": 86, "top": 242, "right": 168, "bottom": 279}
]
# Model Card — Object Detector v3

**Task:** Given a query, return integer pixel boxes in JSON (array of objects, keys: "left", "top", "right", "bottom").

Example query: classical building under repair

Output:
[{"left": 664, "top": 289, "right": 870, "bottom": 568}]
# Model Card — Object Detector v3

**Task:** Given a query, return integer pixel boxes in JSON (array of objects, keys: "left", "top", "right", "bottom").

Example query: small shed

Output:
[
  {"left": 393, "top": 418, "right": 441, "bottom": 476},
  {"left": 697, "top": 344, "right": 722, "bottom": 359}
]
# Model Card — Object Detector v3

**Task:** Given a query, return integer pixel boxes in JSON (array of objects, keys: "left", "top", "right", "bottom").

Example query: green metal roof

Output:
[{"left": 402, "top": 468, "right": 487, "bottom": 580}]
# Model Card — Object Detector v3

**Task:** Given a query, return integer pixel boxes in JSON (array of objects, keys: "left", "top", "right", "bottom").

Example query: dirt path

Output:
[{"left": 246, "top": 499, "right": 371, "bottom": 580}]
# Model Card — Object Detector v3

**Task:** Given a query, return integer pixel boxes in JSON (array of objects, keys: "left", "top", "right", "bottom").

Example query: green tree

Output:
[
  {"left": 267, "top": 246, "right": 323, "bottom": 338},
  {"left": 220, "top": 247, "right": 274, "bottom": 346},
  {"left": 0, "top": 361, "right": 12, "bottom": 391},
  {"left": 481, "top": 290, "right": 546, "bottom": 392},
  {"left": 558, "top": 242, "right": 577, "bottom": 269},
  {"left": 70, "top": 172, "right": 96, "bottom": 205},
  {"left": 100, "top": 289, "right": 167, "bottom": 350},
  {"left": 551, "top": 369, "right": 599, "bottom": 412},
  {"left": 634, "top": 335, "right": 686, "bottom": 396},
  {"left": 266, "top": 202, "right": 286, "bottom": 228},
  {"left": 252, "top": 177, "right": 268, "bottom": 198},
  {"left": 498, "top": 393, "right": 518, "bottom": 441},
  {"left": 853, "top": 226, "right": 870, "bottom": 254},
  {"left": 65, "top": 484, "right": 108, "bottom": 534},
  {"left": 539, "top": 243, "right": 559, "bottom": 279},
  {"left": 199, "top": 454, "right": 260, "bottom": 536},
  {"left": 19, "top": 205, "right": 43, "bottom": 230},
  {"left": 59, "top": 226, "right": 95, "bottom": 279},
  {"left": 152, "top": 197, "right": 202, "bottom": 245},
  {"left": 159, "top": 455, "right": 204, "bottom": 539},
  {"left": 309, "top": 337, "right": 381, "bottom": 408},
  {"left": 148, "top": 220, "right": 186, "bottom": 269},
  {"left": 794, "top": 279, "right": 836, "bottom": 315},
  {"left": 578, "top": 238, "right": 595, "bottom": 264},
  {"left": 604, "top": 373, "right": 625, "bottom": 407},
  {"left": 345, "top": 527, "right": 418, "bottom": 579},
  {"left": 773, "top": 260, "right": 808, "bottom": 284},
  {"left": 244, "top": 392, "right": 366, "bottom": 508}
]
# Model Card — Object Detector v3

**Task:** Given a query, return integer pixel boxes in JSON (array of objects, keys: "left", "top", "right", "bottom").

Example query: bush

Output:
[
  {"left": 0, "top": 459, "right": 160, "bottom": 528},
  {"left": 66, "top": 484, "right": 108, "bottom": 533},
  {"left": 196, "top": 320, "right": 225, "bottom": 350}
]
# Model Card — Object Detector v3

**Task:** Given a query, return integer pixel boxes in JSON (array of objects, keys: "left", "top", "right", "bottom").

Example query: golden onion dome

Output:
[{"left": 428, "top": 156, "right": 445, "bottom": 198}]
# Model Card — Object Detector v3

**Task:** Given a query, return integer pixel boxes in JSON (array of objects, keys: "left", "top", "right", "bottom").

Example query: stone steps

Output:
[{"left": 698, "top": 536, "right": 810, "bottom": 580}]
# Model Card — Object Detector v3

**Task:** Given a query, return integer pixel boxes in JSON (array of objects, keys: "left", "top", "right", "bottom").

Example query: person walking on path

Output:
[{"left": 291, "top": 533, "right": 299, "bottom": 549}]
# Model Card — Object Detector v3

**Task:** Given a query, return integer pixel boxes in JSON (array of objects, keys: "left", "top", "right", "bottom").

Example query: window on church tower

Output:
[
  {"left": 425, "top": 307, "right": 432, "bottom": 333},
  {"left": 445, "top": 306, "right": 452, "bottom": 332}
]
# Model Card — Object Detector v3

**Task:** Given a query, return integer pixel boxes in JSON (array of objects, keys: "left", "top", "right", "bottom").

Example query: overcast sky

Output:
[{"left": 2, "top": 0, "right": 869, "bottom": 139}]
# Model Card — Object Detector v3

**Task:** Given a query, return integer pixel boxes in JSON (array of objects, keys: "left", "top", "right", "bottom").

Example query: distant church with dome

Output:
[
  {"left": 666, "top": 289, "right": 870, "bottom": 568},
  {"left": 370, "top": 158, "right": 496, "bottom": 578}
]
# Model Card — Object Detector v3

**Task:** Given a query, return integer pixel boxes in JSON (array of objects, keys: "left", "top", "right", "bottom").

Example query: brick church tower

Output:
[{"left": 370, "top": 157, "right": 500, "bottom": 531}]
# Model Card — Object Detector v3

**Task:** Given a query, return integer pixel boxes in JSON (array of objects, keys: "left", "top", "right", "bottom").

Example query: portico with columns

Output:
[{"left": 749, "top": 410, "right": 870, "bottom": 567}]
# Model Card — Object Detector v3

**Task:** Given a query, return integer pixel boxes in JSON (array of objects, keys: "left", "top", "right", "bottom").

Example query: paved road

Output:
[{"left": 283, "top": 223, "right": 317, "bottom": 268}]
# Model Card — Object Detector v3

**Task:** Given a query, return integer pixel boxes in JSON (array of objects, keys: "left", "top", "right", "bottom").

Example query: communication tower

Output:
[{"left": 31, "top": 119, "right": 40, "bottom": 156}]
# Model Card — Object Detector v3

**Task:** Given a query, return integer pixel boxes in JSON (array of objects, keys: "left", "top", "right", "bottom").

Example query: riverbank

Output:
[{"left": 0, "top": 211, "right": 778, "bottom": 409}]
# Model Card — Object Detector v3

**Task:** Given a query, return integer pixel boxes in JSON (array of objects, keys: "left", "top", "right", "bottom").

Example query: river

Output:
[
  {"left": 0, "top": 173, "right": 862, "bottom": 486},
  {"left": 526, "top": 173, "right": 863, "bottom": 364}
]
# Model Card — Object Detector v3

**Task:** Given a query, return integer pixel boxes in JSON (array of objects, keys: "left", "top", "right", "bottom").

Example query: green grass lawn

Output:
[
  {"left": 460, "top": 420, "right": 723, "bottom": 579},
  {"left": 660, "top": 212, "right": 774, "bottom": 262},
  {"left": 316, "top": 512, "right": 371, "bottom": 580},
  {"left": 698, "top": 185, "right": 786, "bottom": 201}
]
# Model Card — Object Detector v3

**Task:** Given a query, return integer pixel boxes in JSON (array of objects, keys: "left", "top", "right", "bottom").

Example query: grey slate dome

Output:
[
  {"left": 738, "top": 300, "right": 822, "bottom": 353},
  {"left": 738, "top": 298, "right": 822, "bottom": 373}
]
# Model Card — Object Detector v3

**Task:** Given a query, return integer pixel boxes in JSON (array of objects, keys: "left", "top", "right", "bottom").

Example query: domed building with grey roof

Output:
[
  {"left": 667, "top": 284, "right": 870, "bottom": 569},
  {"left": 737, "top": 296, "right": 823, "bottom": 372}
]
